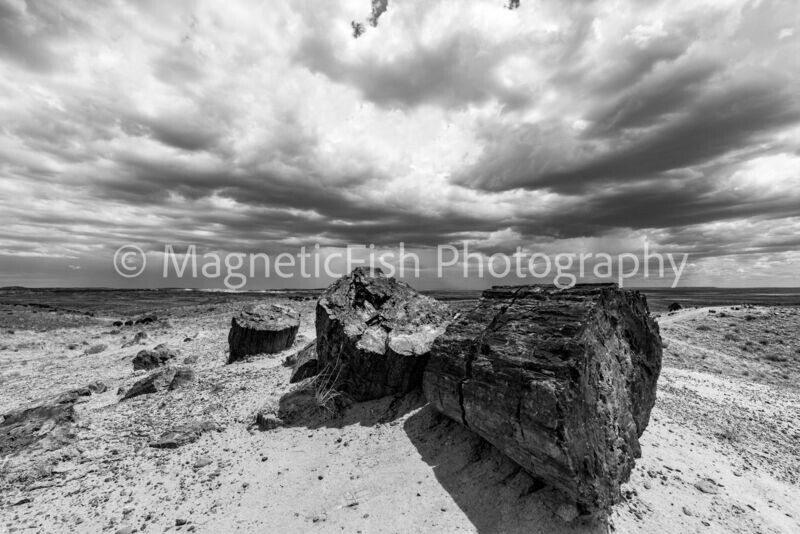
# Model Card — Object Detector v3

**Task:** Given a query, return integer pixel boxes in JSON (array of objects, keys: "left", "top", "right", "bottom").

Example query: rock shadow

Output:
[
  {"left": 402, "top": 404, "right": 609, "bottom": 534},
  {"left": 274, "top": 385, "right": 426, "bottom": 430}
]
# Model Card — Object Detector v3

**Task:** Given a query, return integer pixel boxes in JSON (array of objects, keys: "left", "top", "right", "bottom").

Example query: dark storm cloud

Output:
[
  {"left": 142, "top": 118, "right": 221, "bottom": 152},
  {"left": 460, "top": 74, "right": 800, "bottom": 194},
  {"left": 510, "top": 179, "right": 800, "bottom": 240}
]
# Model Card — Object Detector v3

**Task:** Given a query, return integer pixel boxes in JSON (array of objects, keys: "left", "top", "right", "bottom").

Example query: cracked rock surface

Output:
[
  {"left": 423, "top": 284, "right": 663, "bottom": 512},
  {"left": 316, "top": 267, "right": 453, "bottom": 401}
]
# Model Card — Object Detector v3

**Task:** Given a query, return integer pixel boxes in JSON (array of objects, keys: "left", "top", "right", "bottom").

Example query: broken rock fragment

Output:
[
  {"left": 132, "top": 344, "right": 177, "bottom": 371},
  {"left": 290, "top": 340, "right": 319, "bottom": 383},
  {"left": 122, "top": 366, "right": 195, "bottom": 400}
]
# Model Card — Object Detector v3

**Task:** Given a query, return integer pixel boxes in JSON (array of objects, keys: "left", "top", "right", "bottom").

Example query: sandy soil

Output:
[{"left": 0, "top": 299, "right": 798, "bottom": 533}]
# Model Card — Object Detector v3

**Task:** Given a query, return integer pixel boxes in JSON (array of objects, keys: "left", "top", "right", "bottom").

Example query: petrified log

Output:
[
  {"left": 316, "top": 267, "right": 452, "bottom": 401},
  {"left": 0, "top": 383, "right": 104, "bottom": 455},
  {"left": 227, "top": 304, "right": 300, "bottom": 363},
  {"left": 290, "top": 340, "right": 319, "bottom": 383},
  {"left": 423, "top": 284, "right": 662, "bottom": 511}
]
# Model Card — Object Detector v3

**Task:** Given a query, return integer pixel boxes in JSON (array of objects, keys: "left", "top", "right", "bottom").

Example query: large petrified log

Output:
[
  {"left": 228, "top": 304, "right": 300, "bottom": 363},
  {"left": 423, "top": 284, "right": 662, "bottom": 511},
  {"left": 316, "top": 267, "right": 452, "bottom": 401}
]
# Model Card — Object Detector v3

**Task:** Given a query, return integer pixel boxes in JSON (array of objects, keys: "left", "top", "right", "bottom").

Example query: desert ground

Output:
[{"left": 0, "top": 290, "right": 798, "bottom": 533}]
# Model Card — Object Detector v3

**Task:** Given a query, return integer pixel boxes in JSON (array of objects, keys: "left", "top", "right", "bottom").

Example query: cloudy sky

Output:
[{"left": 1, "top": 0, "right": 799, "bottom": 289}]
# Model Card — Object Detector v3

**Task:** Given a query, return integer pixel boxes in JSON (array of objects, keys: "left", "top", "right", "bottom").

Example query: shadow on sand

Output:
[
  {"left": 275, "top": 383, "right": 609, "bottom": 533},
  {"left": 275, "top": 384, "right": 426, "bottom": 430},
  {"left": 401, "top": 404, "right": 609, "bottom": 534}
]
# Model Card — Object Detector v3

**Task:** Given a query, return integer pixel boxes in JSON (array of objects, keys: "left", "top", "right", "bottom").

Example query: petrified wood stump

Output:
[
  {"left": 423, "top": 284, "right": 662, "bottom": 511},
  {"left": 316, "top": 267, "right": 452, "bottom": 401},
  {"left": 228, "top": 304, "right": 300, "bottom": 363}
]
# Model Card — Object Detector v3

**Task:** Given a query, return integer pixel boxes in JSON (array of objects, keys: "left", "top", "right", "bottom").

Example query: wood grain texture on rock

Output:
[
  {"left": 227, "top": 304, "right": 300, "bottom": 363},
  {"left": 423, "top": 284, "right": 662, "bottom": 512},
  {"left": 316, "top": 267, "right": 452, "bottom": 401},
  {"left": 290, "top": 340, "right": 319, "bottom": 383}
]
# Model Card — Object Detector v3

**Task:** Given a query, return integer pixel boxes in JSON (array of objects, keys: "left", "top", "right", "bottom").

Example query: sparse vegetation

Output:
[{"left": 310, "top": 355, "right": 345, "bottom": 415}]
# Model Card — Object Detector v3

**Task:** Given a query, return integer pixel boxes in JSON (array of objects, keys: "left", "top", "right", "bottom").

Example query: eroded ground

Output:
[{"left": 0, "top": 295, "right": 798, "bottom": 534}]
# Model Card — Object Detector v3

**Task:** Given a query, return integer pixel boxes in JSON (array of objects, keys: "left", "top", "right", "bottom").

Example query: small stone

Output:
[
  {"left": 254, "top": 412, "right": 283, "bottom": 431},
  {"left": 84, "top": 344, "right": 107, "bottom": 355},
  {"left": 694, "top": 479, "right": 719, "bottom": 494},
  {"left": 132, "top": 344, "right": 177, "bottom": 371},
  {"left": 176, "top": 518, "right": 188, "bottom": 526},
  {"left": 115, "top": 527, "right": 133, "bottom": 534},
  {"left": 555, "top": 503, "right": 579, "bottom": 523},
  {"left": 193, "top": 457, "right": 213, "bottom": 469}
]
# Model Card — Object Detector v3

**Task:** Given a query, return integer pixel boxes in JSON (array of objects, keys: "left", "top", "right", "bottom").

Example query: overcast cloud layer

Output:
[{"left": 1, "top": 0, "right": 799, "bottom": 288}]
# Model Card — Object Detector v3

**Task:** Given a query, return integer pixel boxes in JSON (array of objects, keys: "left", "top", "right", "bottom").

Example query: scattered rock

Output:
[
  {"left": 84, "top": 344, "right": 107, "bottom": 355},
  {"left": 316, "top": 267, "right": 452, "bottom": 401},
  {"left": 68, "top": 380, "right": 107, "bottom": 396},
  {"left": 135, "top": 314, "right": 157, "bottom": 325},
  {"left": 694, "top": 479, "right": 719, "bottom": 494},
  {"left": 668, "top": 302, "right": 683, "bottom": 312},
  {"left": 423, "top": 284, "right": 662, "bottom": 512},
  {"left": 254, "top": 411, "right": 284, "bottom": 431},
  {"left": 183, "top": 354, "right": 199, "bottom": 365},
  {"left": 193, "top": 456, "right": 214, "bottom": 469},
  {"left": 121, "top": 366, "right": 195, "bottom": 400},
  {"left": 150, "top": 420, "right": 218, "bottom": 449},
  {"left": 227, "top": 304, "right": 300, "bottom": 363},
  {"left": 122, "top": 331, "right": 148, "bottom": 348},
  {"left": 112, "top": 321, "right": 123, "bottom": 327},
  {"left": 0, "top": 389, "right": 85, "bottom": 455},
  {"left": 290, "top": 341, "right": 319, "bottom": 383},
  {"left": 132, "top": 344, "right": 177, "bottom": 371}
]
